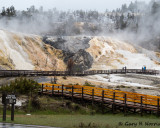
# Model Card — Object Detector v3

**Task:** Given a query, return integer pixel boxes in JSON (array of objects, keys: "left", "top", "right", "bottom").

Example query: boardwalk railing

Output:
[
  {"left": 0, "top": 69, "right": 158, "bottom": 77},
  {"left": 40, "top": 83, "right": 160, "bottom": 116}
]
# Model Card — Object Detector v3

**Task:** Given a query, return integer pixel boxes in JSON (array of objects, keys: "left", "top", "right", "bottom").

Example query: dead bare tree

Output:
[
  {"left": 52, "top": 58, "right": 57, "bottom": 71},
  {"left": 45, "top": 53, "right": 49, "bottom": 67},
  {"left": 67, "top": 58, "right": 74, "bottom": 74}
]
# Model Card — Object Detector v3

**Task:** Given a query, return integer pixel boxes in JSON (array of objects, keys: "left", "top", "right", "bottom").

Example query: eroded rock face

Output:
[
  {"left": 1, "top": 29, "right": 160, "bottom": 71},
  {"left": 43, "top": 36, "right": 94, "bottom": 71},
  {"left": 43, "top": 36, "right": 160, "bottom": 71},
  {"left": 0, "top": 30, "right": 66, "bottom": 70},
  {"left": 63, "top": 49, "right": 93, "bottom": 71},
  {"left": 72, "top": 49, "right": 93, "bottom": 71}
]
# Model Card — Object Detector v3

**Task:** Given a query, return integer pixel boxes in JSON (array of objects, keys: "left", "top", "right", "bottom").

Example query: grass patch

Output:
[
  {"left": 2, "top": 95, "right": 94, "bottom": 115},
  {"left": 2, "top": 114, "right": 160, "bottom": 128}
]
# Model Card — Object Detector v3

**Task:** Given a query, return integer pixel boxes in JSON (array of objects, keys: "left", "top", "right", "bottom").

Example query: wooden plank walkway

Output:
[
  {"left": 0, "top": 69, "right": 158, "bottom": 77},
  {"left": 40, "top": 83, "right": 160, "bottom": 116}
]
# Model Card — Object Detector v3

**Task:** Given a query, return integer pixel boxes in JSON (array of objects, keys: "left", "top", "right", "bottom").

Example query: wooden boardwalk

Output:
[
  {"left": 0, "top": 69, "right": 158, "bottom": 77},
  {"left": 40, "top": 83, "right": 160, "bottom": 116}
]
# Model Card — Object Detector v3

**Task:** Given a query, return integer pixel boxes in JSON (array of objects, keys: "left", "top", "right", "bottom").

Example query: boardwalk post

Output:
[
  {"left": 2, "top": 92, "right": 7, "bottom": 121},
  {"left": 124, "top": 94, "right": 127, "bottom": 116},
  {"left": 82, "top": 87, "right": 84, "bottom": 103},
  {"left": 112, "top": 92, "right": 115, "bottom": 114},
  {"left": 11, "top": 103, "right": 14, "bottom": 121},
  {"left": 41, "top": 84, "right": 44, "bottom": 95},
  {"left": 18, "top": 71, "right": 20, "bottom": 76},
  {"left": 4, "top": 71, "right": 5, "bottom": 77},
  {"left": 157, "top": 98, "right": 159, "bottom": 117},
  {"left": 11, "top": 71, "right": 13, "bottom": 77},
  {"left": 102, "top": 90, "right": 104, "bottom": 114},
  {"left": 140, "top": 96, "right": 143, "bottom": 116},
  {"left": 58, "top": 86, "right": 59, "bottom": 95},
  {"left": 46, "top": 85, "right": 47, "bottom": 92},
  {"left": 72, "top": 86, "right": 74, "bottom": 101},
  {"left": 92, "top": 89, "right": 94, "bottom": 109},
  {"left": 52, "top": 85, "right": 54, "bottom": 96},
  {"left": 62, "top": 85, "right": 64, "bottom": 97}
]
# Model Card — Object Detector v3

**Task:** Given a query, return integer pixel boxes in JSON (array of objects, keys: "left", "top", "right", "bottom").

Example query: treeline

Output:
[{"left": 1, "top": 6, "right": 16, "bottom": 17}]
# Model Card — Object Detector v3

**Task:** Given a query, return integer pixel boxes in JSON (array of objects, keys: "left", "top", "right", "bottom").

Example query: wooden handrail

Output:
[
  {"left": 40, "top": 83, "right": 160, "bottom": 106},
  {"left": 0, "top": 69, "right": 158, "bottom": 77}
]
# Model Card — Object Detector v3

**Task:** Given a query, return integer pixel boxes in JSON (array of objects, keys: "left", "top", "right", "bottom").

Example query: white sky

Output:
[{"left": 0, "top": 0, "right": 151, "bottom": 12}]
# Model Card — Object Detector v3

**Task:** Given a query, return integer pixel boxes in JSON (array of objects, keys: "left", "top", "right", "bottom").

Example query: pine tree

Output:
[
  {"left": 1, "top": 7, "right": 6, "bottom": 16},
  {"left": 120, "top": 14, "right": 127, "bottom": 29},
  {"left": 151, "top": 2, "right": 160, "bottom": 14}
]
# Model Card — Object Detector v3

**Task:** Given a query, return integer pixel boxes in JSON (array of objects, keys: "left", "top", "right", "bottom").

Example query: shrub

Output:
[
  {"left": 120, "top": 85, "right": 125, "bottom": 88},
  {"left": 62, "top": 76, "right": 67, "bottom": 80},
  {"left": 137, "top": 87, "right": 141, "bottom": 89},
  {"left": 0, "top": 77, "right": 40, "bottom": 95},
  {"left": 84, "top": 81, "right": 95, "bottom": 87},
  {"left": 31, "top": 95, "right": 41, "bottom": 109},
  {"left": 131, "top": 89, "right": 136, "bottom": 93}
]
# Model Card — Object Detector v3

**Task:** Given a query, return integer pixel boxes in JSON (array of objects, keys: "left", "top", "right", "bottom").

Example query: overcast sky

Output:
[{"left": 0, "top": 0, "right": 151, "bottom": 12}]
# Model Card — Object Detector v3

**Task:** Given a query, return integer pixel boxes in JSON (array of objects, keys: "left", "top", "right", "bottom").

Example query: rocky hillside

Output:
[
  {"left": 0, "top": 29, "right": 160, "bottom": 70},
  {"left": 0, "top": 30, "right": 66, "bottom": 70}
]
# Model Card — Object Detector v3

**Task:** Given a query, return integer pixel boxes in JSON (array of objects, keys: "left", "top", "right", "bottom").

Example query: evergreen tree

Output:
[
  {"left": 128, "top": 2, "right": 135, "bottom": 12},
  {"left": 121, "top": 4, "right": 128, "bottom": 13},
  {"left": 115, "top": 13, "right": 120, "bottom": 29},
  {"left": 1, "top": 7, "right": 6, "bottom": 16},
  {"left": 10, "top": 6, "right": 16, "bottom": 16},
  {"left": 120, "top": 14, "right": 127, "bottom": 29},
  {"left": 151, "top": 2, "right": 160, "bottom": 14}
]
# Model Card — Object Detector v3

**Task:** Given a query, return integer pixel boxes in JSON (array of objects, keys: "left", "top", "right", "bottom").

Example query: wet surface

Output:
[
  {"left": 0, "top": 123, "right": 58, "bottom": 128},
  {"left": 33, "top": 76, "right": 51, "bottom": 83},
  {"left": 118, "top": 74, "right": 160, "bottom": 86}
]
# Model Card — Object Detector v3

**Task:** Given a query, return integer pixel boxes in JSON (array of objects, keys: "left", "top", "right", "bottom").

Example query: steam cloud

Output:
[{"left": 0, "top": 1, "right": 160, "bottom": 52}]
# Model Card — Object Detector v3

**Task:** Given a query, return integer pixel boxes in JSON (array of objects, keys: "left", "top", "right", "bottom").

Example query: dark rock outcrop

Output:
[
  {"left": 43, "top": 36, "right": 93, "bottom": 71},
  {"left": 43, "top": 36, "right": 91, "bottom": 53},
  {"left": 64, "top": 49, "right": 93, "bottom": 71}
]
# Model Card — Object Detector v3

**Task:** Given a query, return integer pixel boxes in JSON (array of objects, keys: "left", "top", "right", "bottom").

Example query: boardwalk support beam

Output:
[
  {"left": 92, "top": 89, "right": 94, "bottom": 110},
  {"left": 102, "top": 90, "right": 104, "bottom": 114},
  {"left": 52, "top": 85, "right": 54, "bottom": 96},
  {"left": 81, "top": 87, "right": 84, "bottom": 104},
  {"left": 157, "top": 98, "right": 159, "bottom": 117},
  {"left": 41, "top": 84, "right": 43, "bottom": 95},
  {"left": 124, "top": 94, "right": 127, "bottom": 116},
  {"left": 112, "top": 92, "right": 115, "bottom": 114},
  {"left": 140, "top": 96, "right": 143, "bottom": 116},
  {"left": 72, "top": 86, "right": 74, "bottom": 101},
  {"left": 62, "top": 85, "right": 64, "bottom": 97}
]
